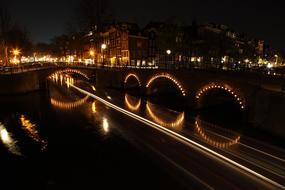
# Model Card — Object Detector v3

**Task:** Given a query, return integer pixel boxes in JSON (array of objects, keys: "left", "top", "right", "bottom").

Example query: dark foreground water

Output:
[
  {"left": 0, "top": 82, "right": 188, "bottom": 189},
  {"left": 1, "top": 76, "right": 284, "bottom": 190}
]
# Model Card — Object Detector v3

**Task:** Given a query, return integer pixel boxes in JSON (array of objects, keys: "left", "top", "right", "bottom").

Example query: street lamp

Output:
[
  {"left": 89, "top": 50, "right": 95, "bottom": 64},
  {"left": 13, "top": 49, "right": 20, "bottom": 64},
  {"left": 101, "top": 43, "right": 107, "bottom": 66},
  {"left": 166, "top": 49, "right": 171, "bottom": 69},
  {"left": 274, "top": 54, "right": 278, "bottom": 65}
]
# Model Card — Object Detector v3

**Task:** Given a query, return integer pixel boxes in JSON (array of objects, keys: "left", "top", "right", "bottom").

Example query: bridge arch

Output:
[
  {"left": 124, "top": 73, "right": 141, "bottom": 88},
  {"left": 146, "top": 73, "right": 186, "bottom": 97},
  {"left": 196, "top": 82, "right": 245, "bottom": 109},
  {"left": 50, "top": 69, "right": 90, "bottom": 80}
]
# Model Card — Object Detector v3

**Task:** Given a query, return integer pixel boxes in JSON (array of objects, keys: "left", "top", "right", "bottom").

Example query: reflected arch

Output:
[
  {"left": 146, "top": 73, "right": 186, "bottom": 96},
  {"left": 50, "top": 95, "right": 89, "bottom": 110},
  {"left": 124, "top": 94, "right": 141, "bottom": 112},
  {"left": 195, "top": 117, "right": 241, "bottom": 149},
  {"left": 196, "top": 82, "right": 245, "bottom": 109},
  {"left": 146, "top": 101, "right": 184, "bottom": 128}
]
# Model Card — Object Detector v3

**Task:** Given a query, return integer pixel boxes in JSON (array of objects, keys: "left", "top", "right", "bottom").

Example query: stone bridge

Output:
[{"left": 1, "top": 66, "right": 285, "bottom": 137}]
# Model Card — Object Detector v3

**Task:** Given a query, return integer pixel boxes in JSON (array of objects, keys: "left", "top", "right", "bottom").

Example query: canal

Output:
[{"left": 0, "top": 74, "right": 284, "bottom": 189}]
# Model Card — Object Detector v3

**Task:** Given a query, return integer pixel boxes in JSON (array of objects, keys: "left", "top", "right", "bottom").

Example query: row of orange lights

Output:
[
  {"left": 53, "top": 69, "right": 90, "bottom": 80},
  {"left": 124, "top": 73, "right": 142, "bottom": 86},
  {"left": 50, "top": 96, "right": 89, "bottom": 110},
  {"left": 195, "top": 118, "right": 241, "bottom": 149},
  {"left": 124, "top": 94, "right": 141, "bottom": 112},
  {"left": 145, "top": 73, "right": 186, "bottom": 96},
  {"left": 196, "top": 84, "right": 245, "bottom": 109},
  {"left": 146, "top": 102, "right": 185, "bottom": 128}
]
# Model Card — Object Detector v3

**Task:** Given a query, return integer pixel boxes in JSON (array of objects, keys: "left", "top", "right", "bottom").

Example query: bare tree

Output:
[{"left": 0, "top": 2, "right": 11, "bottom": 65}]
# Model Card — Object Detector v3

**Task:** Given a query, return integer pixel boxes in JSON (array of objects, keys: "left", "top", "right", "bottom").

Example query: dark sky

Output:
[{"left": 4, "top": 0, "right": 285, "bottom": 51}]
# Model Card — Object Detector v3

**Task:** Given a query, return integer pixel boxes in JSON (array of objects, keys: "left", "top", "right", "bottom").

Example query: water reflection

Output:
[
  {"left": 0, "top": 122, "right": 22, "bottom": 155},
  {"left": 50, "top": 73, "right": 74, "bottom": 88},
  {"left": 92, "top": 101, "right": 97, "bottom": 113},
  {"left": 20, "top": 115, "right": 47, "bottom": 150},
  {"left": 195, "top": 117, "right": 240, "bottom": 149},
  {"left": 146, "top": 101, "right": 184, "bottom": 129},
  {"left": 51, "top": 95, "right": 89, "bottom": 110},
  {"left": 124, "top": 94, "right": 141, "bottom": 112},
  {"left": 102, "top": 117, "right": 109, "bottom": 133}
]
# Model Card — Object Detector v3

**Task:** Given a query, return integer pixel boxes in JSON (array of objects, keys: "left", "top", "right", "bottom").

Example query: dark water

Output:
[
  {"left": 0, "top": 80, "right": 187, "bottom": 189},
  {"left": 0, "top": 75, "right": 283, "bottom": 190}
]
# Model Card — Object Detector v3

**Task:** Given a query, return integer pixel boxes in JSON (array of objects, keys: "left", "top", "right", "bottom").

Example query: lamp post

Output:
[
  {"left": 89, "top": 50, "right": 95, "bottom": 65},
  {"left": 13, "top": 49, "right": 20, "bottom": 64},
  {"left": 166, "top": 49, "right": 171, "bottom": 69},
  {"left": 101, "top": 43, "right": 107, "bottom": 67}
]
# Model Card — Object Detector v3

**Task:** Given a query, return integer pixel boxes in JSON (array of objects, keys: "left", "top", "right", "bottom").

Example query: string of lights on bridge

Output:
[
  {"left": 124, "top": 73, "right": 142, "bottom": 87},
  {"left": 146, "top": 73, "right": 186, "bottom": 96},
  {"left": 196, "top": 83, "right": 245, "bottom": 109},
  {"left": 52, "top": 69, "right": 90, "bottom": 80}
]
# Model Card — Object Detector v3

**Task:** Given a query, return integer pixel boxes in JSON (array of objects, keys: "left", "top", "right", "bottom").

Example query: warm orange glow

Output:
[
  {"left": 20, "top": 115, "right": 47, "bottom": 150},
  {"left": 195, "top": 117, "right": 240, "bottom": 149},
  {"left": 51, "top": 95, "right": 89, "bottom": 110},
  {"left": 13, "top": 49, "right": 20, "bottom": 56},
  {"left": 196, "top": 83, "right": 245, "bottom": 109},
  {"left": 92, "top": 101, "right": 97, "bottom": 113},
  {"left": 146, "top": 73, "right": 186, "bottom": 96},
  {"left": 146, "top": 102, "right": 184, "bottom": 128},
  {"left": 51, "top": 69, "right": 90, "bottom": 80},
  {"left": 89, "top": 50, "right": 95, "bottom": 56},
  {"left": 124, "top": 73, "right": 141, "bottom": 86},
  {"left": 124, "top": 94, "right": 141, "bottom": 112}
]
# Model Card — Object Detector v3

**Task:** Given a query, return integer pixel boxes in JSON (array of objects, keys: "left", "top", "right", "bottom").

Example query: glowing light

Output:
[
  {"left": 91, "top": 85, "right": 96, "bottom": 91},
  {"left": 101, "top": 44, "right": 107, "bottom": 50},
  {"left": 92, "top": 101, "right": 97, "bottom": 113},
  {"left": 50, "top": 69, "right": 90, "bottom": 80},
  {"left": 195, "top": 118, "right": 240, "bottom": 149},
  {"left": 196, "top": 83, "right": 245, "bottom": 109},
  {"left": 68, "top": 84, "right": 285, "bottom": 190},
  {"left": 166, "top": 49, "right": 171, "bottom": 55},
  {"left": 107, "top": 96, "right": 112, "bottom": 100},
  {"left": 146, "top": 102, "right": 184, "bottom": 128},
  {"left": 89, "top": 50, "right": 95, "bottom": 56},
  {"left": 146, "top": 73, "right": 186, "bottom": 96},
  {"left": 51, "top": 95, "right": 89, "bottom": 110},
  {"left": 124, "top": 73, "right": 142, "bottom": 87},
  {"left": 0, "top": 123, "right": 21, "bottom": 155},
  {"left": 102, "top": 118, "right": 109, "bottom": 133},
  {"left": 124, "top": 94, "right": 141, "bottom": 112},
  {"left": 13, "top": 49, "right": 20, "bottom": 56},
  {"left": 20, "top": 115, "right": 47, "bottom": 150}
]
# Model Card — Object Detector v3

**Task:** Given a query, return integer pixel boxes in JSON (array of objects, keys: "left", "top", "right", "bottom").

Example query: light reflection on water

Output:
[
  {"left": 51, "top": 95, "right": 89, "bottom": 110},
  {"left": 146, "top": 101, "right": 184, "bottom": 129},
  {"left": 0, "top": 122, "right": 22, "bottom": 156},
  {"left": 195, "top": 117, "right": 241, "bottom": 149},
  {"left": 102, "top": 117, "right": 109, "bottom": 133},
  {"left": 20, "top": 115, "right": 47, "bottom": 150},
  {"left": 124, "top": 93, "right": 141, "bottom": 112}
]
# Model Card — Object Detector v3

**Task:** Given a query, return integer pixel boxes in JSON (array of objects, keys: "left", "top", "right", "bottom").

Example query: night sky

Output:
[{"left": 4, "top": 0, "right": 285, "bottom": 51}]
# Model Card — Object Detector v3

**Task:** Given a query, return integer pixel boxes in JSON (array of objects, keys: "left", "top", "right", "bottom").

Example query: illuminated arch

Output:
[
  {"left": 50, "top": 69, "right": 90, "bottom": 80},
  {"left": 124, "top": 73, "right": 141, "bottom": 87},
  {"left": 195, "top": 117, "right": 240, "bottom": 149},
  {"left": 124, "top": 94, "right": 141, "bottom": 112},
  {"left": 146, "top": 73, "right": 186, "bottom": 96},
  {"left": 50, "top": 95, "right": 89, "bottom": 110},
  {"left": 196, "top": 82, "right": 245, "bottom": 109},
  {"left": 146, "top": 101, "right": 184, "bottom": 128}
]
